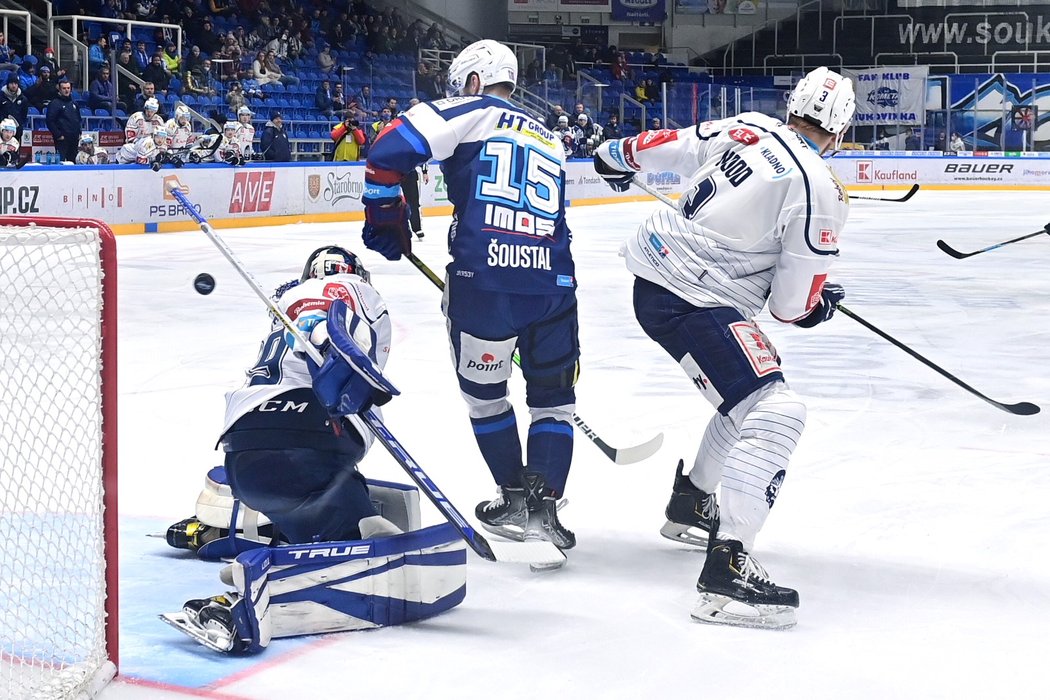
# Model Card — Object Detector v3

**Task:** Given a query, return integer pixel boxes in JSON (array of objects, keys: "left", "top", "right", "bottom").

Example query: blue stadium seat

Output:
[
  {"left": 80, "top": 108, "right": 92, "bottom": 117},
  {"left": 94, "top": 108, "right": 109, "bottom": 116}
]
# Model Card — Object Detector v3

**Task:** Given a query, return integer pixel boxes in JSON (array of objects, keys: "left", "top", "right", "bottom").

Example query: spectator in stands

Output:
[
  {"left": 133, "top": 41, "right": 151, "bottom": 73},
  {"left": 0, "top": 32, "right": 17, "bottom": 73},
  {"left": 385, "top": 97, "right": 399, "bottom": 114},
  {"left": 332, "top": 112, "right": 366, "bottom": 162},
  {"left": 89, "top": 66, "right": 125, "bottom": 113},
  {"left": 162, "top": 43, "right": 181, "bottom": 76},
  {"left": 0, "top": 73, "right": 28, "bottom": 140},
  {"left": 89, "top": 37, "right": 109, "bottom": 76},
  {"left": 367, "top": 106, "right": 392, "bottom": 143},
  {"left": 649, "top": 117, "right": 662, "bottom": 130},
  {"left": 185, "top": 59, "right": 219, "bottom": 97},
  {"left": 904, "top": 128, "right": 921, "bottom": 151},
  {"left": 524, "top": 58, "right": 542, "bottom": 87},
  {"left": 612, "top": 52, "right": 632, "bottom": 82},
  {"left": 135, "top": 82, "right": 163, "bottom": 116},
  {"left": 16, "top": 57, "right": 37, "bottom": 93},
  {"left": 949, "top": 132, "right": 966, "bottom": 153},
  {"left": 603, "top": 113, "right": 621, "bottom": 140},
  {"left": 333, "top": 84, "right": 349, "bottom": 113},
  {"left": 116, "top": 49, "right": 138, "bottom": 80},
  {"left": 546, "top": 104, "right": 566, "bottom": 130},
  {"left": 27, "top": 65, "right": 56, "bottom": 112},
  {"left": 227, "top": 80, "right": 246, "bottom": 113},
  {"left": 260, "top": 111, "right": 291, "bottom": 161},
  {"left": 184, "top": 45, "right": 204, "bottom": 75},
  {"left": 143, "top": 54, "right": 170, "bottom": 94},
  {"left": 573, "top": 102, "right": 588, "bottom": 119},
  {"left": 316, "top": 80, "right": 335, "bottom": 118},
  {"left": 264, "top": 50, "right": 301, "bottom": 87},
  {"left": 936, "top": 131, "right": 947, "bottom": 153},
  {"left": 46, "top": 79, "right": 80, "bottom": 163},
  {"left": 194, "top": 19, "right": 222, "bottom": 56},
  {"left": 355, "top": 85, "right": 377, "bottom": 117},
  {"left": 251, "top": 51, "right": 276, "bottom": 87},
  {"left": 39, "top": 47, "right": 62, "bottom": 79},
  {"left": 318, "top": 44, "right": 337, "bottom": 75},
  {"left": 209, "top": 0, "right": 235, "bottom": 17}
]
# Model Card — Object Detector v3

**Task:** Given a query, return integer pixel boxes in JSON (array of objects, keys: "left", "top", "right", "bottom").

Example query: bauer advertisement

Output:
[{"left": 828, "top": 153, "right": 1050, "bottom": 187}]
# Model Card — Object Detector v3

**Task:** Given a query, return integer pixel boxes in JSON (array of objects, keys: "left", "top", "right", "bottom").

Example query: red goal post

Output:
[{"left": 0, "top": 217, "right": 118, "bottom": 698}]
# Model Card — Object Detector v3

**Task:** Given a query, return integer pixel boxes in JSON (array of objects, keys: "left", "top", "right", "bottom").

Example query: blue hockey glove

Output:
[
  {"left": 794, "top": 283, "right": 845, "bottom": 328},
  {"left": 593, "top": 141, "right": 636, "bottom": 193},
  {"left": 363, "top": 198, "right": 412, "bottom": 261},
  {"left": 307, "top": 299, "right": 400, "bottom": 416}
]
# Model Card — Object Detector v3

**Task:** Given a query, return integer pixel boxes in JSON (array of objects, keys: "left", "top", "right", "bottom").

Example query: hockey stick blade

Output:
[
  {"left": 836, "top": 305, "right": 1039, "bottom": 415},
  {"left": 406, "top": 252, "right": 665, "bottom": 464},
  {"left": 935, "top": 224, "right": 1050, "bottom": 259},
  {"left": 849, "top": 184, "right": 920, "bottom": 203},
  {"left": 572, "top": 414, "right": 664, "bottom": 464}
]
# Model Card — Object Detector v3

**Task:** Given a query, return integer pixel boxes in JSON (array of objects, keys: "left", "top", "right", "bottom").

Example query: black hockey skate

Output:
[
  {"left": 475, "top": 486, "right": 529, "bottom": 542},
  {"left": 521, "top": 471, "right": 574, "bottom": 573},
  {"left": 160, "top": 593, "right": 247, "bottom": 653},
  {"left": 660, "top": 460, "right": 719, "bottom": 548},
  {"left": 691, "top": 539, "right": 798, "bottom": 630},
  {"left": 165, "top": 517, "right": 220, "bottom": 553}
]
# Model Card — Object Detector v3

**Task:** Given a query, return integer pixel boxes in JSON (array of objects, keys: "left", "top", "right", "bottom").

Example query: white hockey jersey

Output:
[
  {"left": 116, "top": 136, "right": 163, "bottom": 164},
  {"left": 125, "top": 111, "right": 165, "bottom": 143},
  {"left": 215, "top": 134, "right": 242, "bottom": 163},
  {"left": 0, "top": 136, "right": 18, "bottom": 165},
  {"left": 235, "top": 122, "right": 255, "bottom": 159},
  {"left": 75, "top": 148, "right": 109, "bottom": 165},
  {"left": 610, "top": 112, "right": 849, "bottom": 322},
  {"left": 221, "top": 274, "right": 391, "bottom": 450},
  {"left": 164, "top": 118, "right": 196, "bottom": 150}
]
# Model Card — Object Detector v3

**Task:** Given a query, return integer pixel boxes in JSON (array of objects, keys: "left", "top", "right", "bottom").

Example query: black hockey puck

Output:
[{"left": 193, "top": 273, "right": 216, "bottom": 295}]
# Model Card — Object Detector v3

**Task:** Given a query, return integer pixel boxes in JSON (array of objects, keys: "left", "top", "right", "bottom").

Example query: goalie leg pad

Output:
[{"left": 365, "top": 479, "right": 422, "bottom": 532}]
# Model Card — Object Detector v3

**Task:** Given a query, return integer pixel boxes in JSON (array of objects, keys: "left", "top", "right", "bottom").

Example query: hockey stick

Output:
[
  {"left": 936, "top": 223, "right": 1050, "bottom": 259},
  {"left": 848, "top": 184, "right": 920, "bottom": 203},
  {"left": 405, "top": 251, "right": 664, "bottom": 464},
  {"left": 167, "top": 185, "right": 564, "bottom": 566},
  {"left": 631, "top": 180, "right": 1040, "bottom": 415}
]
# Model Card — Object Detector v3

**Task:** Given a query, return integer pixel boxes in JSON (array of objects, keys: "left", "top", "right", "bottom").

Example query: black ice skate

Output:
[
  {"left": 164, "top": 517, "right": 220, "bottom": 553},
  {"left": 519, "top": 472, "right": 574, "bottom": 573},
  {"left": 160, "top": 593, "right": 247, "bottom": 653},
  {"left": 475, "top": 486, "right": 529, "bottom": 542},
  {"left": 660, "top": 460, "right": 720, "bottom": 548},
  {"left": 691, "top": 539, "right": 798, "bottom": 630}
]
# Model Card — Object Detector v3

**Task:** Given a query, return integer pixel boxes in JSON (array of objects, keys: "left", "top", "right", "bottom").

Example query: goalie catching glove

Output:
[
  {"left": 306, "top": 297, "right": 400, "bottom": 415},
  {"left": 593, "top": 140, "right": 637, "bottom": 193}
]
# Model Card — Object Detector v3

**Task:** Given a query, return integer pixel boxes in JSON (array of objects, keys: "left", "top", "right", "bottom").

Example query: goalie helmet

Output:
[
  {"left": 301, "top": 246, "right": 370, "bottom": 284},
  {"left": 144, "top": 97, "right": 159, "bottom": 115},
  {"left": 446, "top": 39, "right": 517, "bottom": 98},
  {"left": 786, "top": 67, "right": 855, "bottom": 137}
]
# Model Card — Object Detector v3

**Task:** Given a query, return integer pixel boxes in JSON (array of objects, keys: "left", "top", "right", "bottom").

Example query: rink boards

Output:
[{"left": 2, "top": 152, "right": 1048, "bottom": 234}]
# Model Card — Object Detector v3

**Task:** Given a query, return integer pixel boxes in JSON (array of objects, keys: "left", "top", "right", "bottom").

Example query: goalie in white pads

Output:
[
  {"left": 593, "top": 66, "right": 856, "bottom": 629},
  {"left": 160, "top": 247, "right": 466, "bottom": 653}
]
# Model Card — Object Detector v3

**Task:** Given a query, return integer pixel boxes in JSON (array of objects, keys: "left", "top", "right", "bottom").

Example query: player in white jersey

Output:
[
  {"left": 124, "top": 97, "right": 164, "bottom": 143},
  {"left": 115, "top": 127, "right": 169, "bottom": 166},
  {"left": 74, "top": 133, "right": 109, "bottom": 164},
  {"left": 0, "top": 118, "right": 19, "bottom": 166},
  {"left": 234, "top": 105, "right": 255, "bottom": 161},
  {"left": 215, "top": 121, "right": 245, "bottom": 164},
  {"left": 160, "top": 247, "right": 465, "bottom": 654},
  {"left": 164, "top": 104, "right": 196, "bottom": 150},
  {"left": 594, "top": 66, "right": 856, "bottom": 629}
]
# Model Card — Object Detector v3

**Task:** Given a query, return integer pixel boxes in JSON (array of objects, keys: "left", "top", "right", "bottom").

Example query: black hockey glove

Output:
[
  {"left": 794, "top": 283, "right": 845, "bottom": 328},
  {"left": 593, "top": 141, "right": 635, "bottom": 193},
  {"left": 151, "top": 159, "right": 162, "bottom": 172}
]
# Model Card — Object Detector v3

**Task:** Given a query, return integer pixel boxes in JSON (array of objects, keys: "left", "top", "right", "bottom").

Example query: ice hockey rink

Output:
[{"left": 99, "top": 190, "right": 1050, "bottom": 699}]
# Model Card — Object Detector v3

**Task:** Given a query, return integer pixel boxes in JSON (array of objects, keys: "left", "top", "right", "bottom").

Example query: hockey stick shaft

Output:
[
  {"left": 936, "top": 224, "right": 1050, "bottom": 259},
  {"left": 405, "top": 252, "right": 664, "bottom": 464},
  {"left": 848, "top": 184, "right": 920, "bottom": 203},
  {"left": 630, "top": 180, "right": 1039, "bottom": 415},
  {"left": 168, "top": 186, "right": 562, "bottom": 564}
]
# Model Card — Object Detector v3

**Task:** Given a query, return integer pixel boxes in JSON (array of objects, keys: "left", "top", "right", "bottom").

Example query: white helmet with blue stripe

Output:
[{"left": 446, "top": 40, "right": 518, "bottom": 98}]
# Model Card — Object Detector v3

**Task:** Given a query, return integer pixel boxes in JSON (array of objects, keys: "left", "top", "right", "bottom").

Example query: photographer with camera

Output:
[{"left": 331, "top": 111, "right": 367, "bottom": 162}]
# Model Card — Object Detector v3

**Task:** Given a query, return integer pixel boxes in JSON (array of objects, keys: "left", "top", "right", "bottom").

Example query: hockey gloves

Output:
[
  {"left": 307, "top": 299, "right": 400, "bottom": 416},
  {"left": 593, "top": 141, "right": 636, "bottom": 193},
  {"left": 794, "top": 283, "right": 845, "bottom": 328},
  {"left": 363, "top": 197, "right": 412, "bottom": 261}
]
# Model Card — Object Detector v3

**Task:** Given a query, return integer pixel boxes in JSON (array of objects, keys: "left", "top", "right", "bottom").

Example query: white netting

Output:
[{"left": 0, "top": 224, "right": 115, "bottom": 700}]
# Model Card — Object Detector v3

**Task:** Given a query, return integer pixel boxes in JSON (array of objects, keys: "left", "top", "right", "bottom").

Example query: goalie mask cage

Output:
[{"left": 0, "top": 217, "right": 118, "bottom": 699}]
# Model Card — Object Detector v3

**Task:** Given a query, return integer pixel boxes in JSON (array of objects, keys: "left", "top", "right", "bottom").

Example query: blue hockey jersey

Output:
[{"left": 365, "top": 94, "right": 576, "bottom": 294}]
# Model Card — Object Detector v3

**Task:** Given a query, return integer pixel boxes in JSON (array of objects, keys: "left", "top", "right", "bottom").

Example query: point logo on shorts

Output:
[
  {"left": 856, "top": 160, "right": 873, "bottom": 183},
  {"left": 728, "top": 127, "right": 759, "bottom": 146},
  {"left": 466, "top": 353, "right": 504, "bottom": 372}
]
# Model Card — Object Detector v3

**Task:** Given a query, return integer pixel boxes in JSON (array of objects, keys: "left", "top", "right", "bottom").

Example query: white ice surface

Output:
[{"left": 100, "top": 191, "right": 1050, "bottom": 699}]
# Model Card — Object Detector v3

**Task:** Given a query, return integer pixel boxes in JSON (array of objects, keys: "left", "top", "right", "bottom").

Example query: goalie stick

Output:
[
  {"left": 405, "top": 252, "right": 664, "bottom": 465},
  {"left": 936, "top": 223, "right": 1050, "bottom": 259},
  {"left": 847, "top": 183, "right": 920, "bottom": 203},
  {"left": 631, "top": 179, "right": 1040, "bottom": 416},
  {"left": 167, "top": 185, "right": 565, "bottom": 567}
]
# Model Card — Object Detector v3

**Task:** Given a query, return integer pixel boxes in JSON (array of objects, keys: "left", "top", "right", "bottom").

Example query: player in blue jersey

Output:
[{"left": 361, "top": 40, "right": 578, "bottom": 554}]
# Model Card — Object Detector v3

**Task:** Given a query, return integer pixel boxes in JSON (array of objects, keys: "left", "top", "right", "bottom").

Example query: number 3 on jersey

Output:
[{"left": 476, "top": 138, "right": 562, "bottom": 218}]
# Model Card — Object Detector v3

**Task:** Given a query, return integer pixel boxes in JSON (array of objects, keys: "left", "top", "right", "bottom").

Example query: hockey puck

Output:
[{"left": 193, "top": 273, "right": 216, "bottom": 295}]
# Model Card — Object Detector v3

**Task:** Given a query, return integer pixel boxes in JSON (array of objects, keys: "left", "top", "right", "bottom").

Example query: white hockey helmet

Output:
[
  {"left": 237, "top": 105, "right": 253, "bottom": 121},
  {"left": 79, "top": 133, "right": 95, "bottom": 146},
  {"left": 144, "top": 97, "right": 159, "bottom": 114},
  {"left": 445, "top": 39, "right": 518, "bottom": 98},
  {"left": 0, "top": 117, "right": 16, "bottom": 136},
  {"left": 301, "top": 245, "right": 370, "bottom": 284},
  {"left": 786, "top": 67, "right": 855, "bottom": 137},
  {"left": 175, "top": 104, "right": 190, "bottom": 124},
  {"left": 223, "top": 121, "right": 239, "bottom": 133},
  {"left": 153, "top": 126, "right": 169, "bottom": 141}
]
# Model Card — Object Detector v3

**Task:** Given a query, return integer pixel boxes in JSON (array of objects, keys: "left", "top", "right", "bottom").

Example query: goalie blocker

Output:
[{"left": 161, "top": 474, "right": 466, "bottom": 653}]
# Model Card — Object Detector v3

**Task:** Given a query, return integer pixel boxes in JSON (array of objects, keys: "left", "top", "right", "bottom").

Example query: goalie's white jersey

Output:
[
  {"left": 613, "top": 112, "right": 849, "bottom": 322},
  {"left": 221, "top": 274, "right": 391, "bottom": 449}
]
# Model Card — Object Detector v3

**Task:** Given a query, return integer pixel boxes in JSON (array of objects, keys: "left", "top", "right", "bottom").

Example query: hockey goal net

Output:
[{"left": 0, "top": 217, "right": 118, "bottom": 698}]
